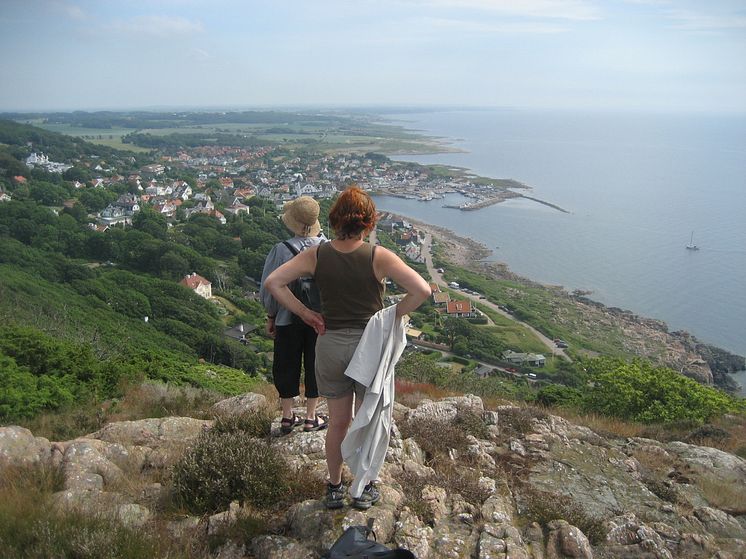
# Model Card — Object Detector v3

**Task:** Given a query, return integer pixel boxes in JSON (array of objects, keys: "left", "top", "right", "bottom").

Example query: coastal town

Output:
[
  {"left": 3, "top": 130, "right": 741, "bottom": 391},
  {"left": 6, "top": 143, "right": 533, "bottom": 228},
  {"left": 3, "top": 140, "right": 574, "bottom": 378}
]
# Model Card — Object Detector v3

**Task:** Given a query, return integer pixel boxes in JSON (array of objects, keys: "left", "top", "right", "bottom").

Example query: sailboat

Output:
[{"left": 685, "top": 231, "right": 699, "bottom": 251}]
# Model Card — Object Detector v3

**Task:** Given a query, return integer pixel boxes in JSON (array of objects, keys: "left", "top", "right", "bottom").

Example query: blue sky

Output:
[{"left": 1, "top": 0, "right": 745, "bottom": 113}]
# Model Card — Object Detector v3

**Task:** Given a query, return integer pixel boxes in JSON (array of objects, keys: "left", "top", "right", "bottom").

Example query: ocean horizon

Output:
[{"left": 372, "top": 109, "right": 746, "bottom": 372}]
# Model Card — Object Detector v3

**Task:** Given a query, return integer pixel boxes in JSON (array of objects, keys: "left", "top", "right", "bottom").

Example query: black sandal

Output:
[
  {"left": 303, "top": 414, "right": 329, "bottom": 432},
  {"left": 280, "top": 413, "right": 303, "bottom": 434}
]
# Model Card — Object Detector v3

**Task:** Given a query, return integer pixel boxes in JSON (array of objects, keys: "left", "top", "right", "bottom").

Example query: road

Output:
[{"left": 421, "top": 233, "right": 570, "bottom": 362}]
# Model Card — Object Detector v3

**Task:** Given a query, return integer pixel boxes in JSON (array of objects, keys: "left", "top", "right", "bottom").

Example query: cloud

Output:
[
  {"left": 189, "top": 48, "right": 210, "bottom": 62},
  {"left": 666, "top": 8, "right": 746, "bottom": 31},
  {"left": 106, "top": 15, "right": 204, "bottom": 37},
  {"left": 49, "top": 0, "right": 85, "bottom": 20},
  {"left": 412, "top": 0, "right": 601, "bottom": 21},
  {"left": 425, "top": 17, "right": 568, "bottom": 33}
]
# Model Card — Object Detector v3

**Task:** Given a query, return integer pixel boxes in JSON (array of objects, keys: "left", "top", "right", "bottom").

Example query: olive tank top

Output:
[{"left": 314, "top": 241, "right": 384, "bottom": 330}]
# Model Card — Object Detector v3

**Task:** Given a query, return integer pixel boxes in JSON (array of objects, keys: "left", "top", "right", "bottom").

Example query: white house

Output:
[{"left": 179, "top": 272, "right": 212, "bottom": 299}]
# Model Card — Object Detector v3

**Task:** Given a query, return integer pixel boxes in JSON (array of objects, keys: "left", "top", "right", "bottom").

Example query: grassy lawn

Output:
[{"left": 30, "top": 122, "right": 151, "bottom": 153}]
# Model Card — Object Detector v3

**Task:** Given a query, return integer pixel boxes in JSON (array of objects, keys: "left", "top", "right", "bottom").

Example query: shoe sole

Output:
[
  {"left": 352, "top": 497, "right": 380, "bottom": 510},
  {"left": 304, "top": 425, "right": 328, "bottom": 432},
  {"left": 325, "top": 501, "right": 345, "bottom": 509}
]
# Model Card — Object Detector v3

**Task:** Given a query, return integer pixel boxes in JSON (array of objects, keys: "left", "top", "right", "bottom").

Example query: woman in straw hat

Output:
[
  {"left": 265, "top": 186, "right": 431, "bottom": 509},
  {"left": 260, "top": 196, "right": 329, "bottom": 434}
]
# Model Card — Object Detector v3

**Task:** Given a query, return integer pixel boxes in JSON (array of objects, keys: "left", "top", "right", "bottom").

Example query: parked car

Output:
[{"left": 554, "top": 339, "right": 569, "bottom": 348}]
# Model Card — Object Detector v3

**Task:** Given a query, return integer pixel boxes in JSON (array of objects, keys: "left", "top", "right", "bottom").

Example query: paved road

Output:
[{"left": 421, "top": 233, "right": 570, "bottom": 362}]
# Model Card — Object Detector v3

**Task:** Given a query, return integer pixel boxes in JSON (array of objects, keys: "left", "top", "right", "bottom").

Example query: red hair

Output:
[{"left": 329, "top": 186, "right": 377, "bottom": 239}]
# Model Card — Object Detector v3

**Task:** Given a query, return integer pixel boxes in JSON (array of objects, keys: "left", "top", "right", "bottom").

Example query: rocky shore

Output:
[{"left": 391, "top": 214, "right": 744, "bottom": 391}]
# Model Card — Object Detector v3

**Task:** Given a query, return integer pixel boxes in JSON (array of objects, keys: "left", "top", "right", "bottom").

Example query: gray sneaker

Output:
[
  {"left": 352, "top": 482, "right": 380, "bottom": 510},
  {"left": 325, "top": 482, "right": 346, "bottom": 509}
]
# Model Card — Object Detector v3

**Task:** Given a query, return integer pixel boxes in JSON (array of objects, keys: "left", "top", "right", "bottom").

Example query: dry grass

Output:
[
  {"left": 394, "top": 465, "right": 492, "bottom": 526},
  {"left": 514, "top": 483, "right": 606, "bottom": 545},
  {"left": 19, "top": 382, "right": 224, "bottom": 442},
  {"left": 496, "top": 405, "right": 548, "bottom": 441},
  {"left": 547, "top": 409, "right": 645, "bottom": 440},
  {"left": 395, "top": 379, "right": 456, "bottom": 409},
  {"left": 697, "top": 475, "right": 746, "bottom": 516},
  {"left": 0, "top": 463, "right": 195, "bottom": 559},
  {"left": 107, "top": 382, "right": 221, "bottom": 422},
  {"left": 400, "top": 415, "right": 478, "bottom": 466}
]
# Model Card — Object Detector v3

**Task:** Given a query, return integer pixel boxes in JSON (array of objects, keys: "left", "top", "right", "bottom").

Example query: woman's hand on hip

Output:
[{"left": 301, "top": 309, "right": 326, "bottom": 336}]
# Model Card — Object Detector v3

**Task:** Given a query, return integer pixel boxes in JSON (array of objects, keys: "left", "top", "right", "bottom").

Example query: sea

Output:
[{"left": 371, "top": 109, "right": 746, "bottom": 393}]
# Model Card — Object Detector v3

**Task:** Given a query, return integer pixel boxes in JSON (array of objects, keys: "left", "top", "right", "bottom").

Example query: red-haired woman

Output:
[{"left": 265, "top": 186, "right": 431, "bottom": 510}]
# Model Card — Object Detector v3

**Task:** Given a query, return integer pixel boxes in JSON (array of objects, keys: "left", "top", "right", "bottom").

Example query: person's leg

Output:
[
  {"left": 302, "top": 325, "right": 320, "bottom": 420},
  {"left": 325, "top": 392, "right": 354, "bottom": 485},
  {"left": 273, "top": 325, "right": 303, "bottom": 428}
]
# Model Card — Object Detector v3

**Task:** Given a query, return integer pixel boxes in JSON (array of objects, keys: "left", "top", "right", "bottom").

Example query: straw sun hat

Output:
[{"left": 281, "top": 196, "right": 321, "bottom": 237}]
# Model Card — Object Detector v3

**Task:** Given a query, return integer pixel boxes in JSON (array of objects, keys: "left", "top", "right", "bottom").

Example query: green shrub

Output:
[
  {"left": 171, "top": 430, "right": 289, "bottom": 513},
  {"left": 582, "top": 357, "right": 738, "bottom": 424}
]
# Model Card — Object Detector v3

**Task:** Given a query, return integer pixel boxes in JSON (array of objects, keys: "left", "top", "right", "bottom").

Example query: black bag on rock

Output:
[{"left": 324, "top": 524, "right": 416, "bottom": 559}]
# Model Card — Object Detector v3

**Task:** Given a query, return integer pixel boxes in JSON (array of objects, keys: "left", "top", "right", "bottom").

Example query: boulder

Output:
[
  {"left": 251, "top": 535, "right": 315, "bottom": 559},
  {"left": 211, "top": 392, "right": 268, "bottom": 417},
  {"left": 545, "top": 520, "right": 593, "bottom": 559},
  {"left": 0, "top": 426, "right": 52, "bottom": 466},
  {"left": 91, "top": 417, "right": 211, "bottom": 448}
]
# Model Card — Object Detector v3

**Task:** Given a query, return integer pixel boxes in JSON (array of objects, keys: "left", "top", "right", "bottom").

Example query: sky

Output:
[{"left": 1, "top": 0, "right": 745, "bottom": 113}]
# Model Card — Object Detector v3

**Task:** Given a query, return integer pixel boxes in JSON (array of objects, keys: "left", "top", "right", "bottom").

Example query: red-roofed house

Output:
[
  {"left": 179, "top": 272, "right": 212, "bottom": 299},
  {"left": 446, "top": 300, "right": 476, "bottom": 318}
]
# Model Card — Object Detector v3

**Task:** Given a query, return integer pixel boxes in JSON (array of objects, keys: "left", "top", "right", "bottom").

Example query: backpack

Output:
[
  {"left": 283, "top": 240, "right": 322, "bottom": 324},
  {"left": 324, "top": 523, "right": 416, "bottom": 559}
]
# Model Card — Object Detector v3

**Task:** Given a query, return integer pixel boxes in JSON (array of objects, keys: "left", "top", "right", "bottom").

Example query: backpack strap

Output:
[{"left": 282, "top": 240, "right": 299, "bottom": 256}]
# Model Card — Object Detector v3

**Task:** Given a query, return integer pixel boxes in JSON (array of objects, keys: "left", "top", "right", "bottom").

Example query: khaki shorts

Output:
[{"left": 315, "top": 328, "right": 366, "bottom": 399}]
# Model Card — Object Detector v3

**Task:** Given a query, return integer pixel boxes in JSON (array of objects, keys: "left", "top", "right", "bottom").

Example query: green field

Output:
[
  {"left": 25, "top": 121, "right": 151, "bottom": 153},
  {"left": 21, "top": 115, "right": 453, "bottom": 156}
]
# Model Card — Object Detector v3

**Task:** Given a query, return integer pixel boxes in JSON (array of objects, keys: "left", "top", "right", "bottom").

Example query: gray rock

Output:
[
  {"left": 208, "top": 501, "right": 240, "bottom": 536},
  {"left": 212, "top": 392, "right": 268, "bottom": 417},
  {"left": 691, "top": 507, "right": 745, "bottom": 539},
  {"left": 91, "top": 417, "right": 211, "bottom": 448},
  {"left": 286, "top": 499, "right": 335, "bottom": 542},
  {"left": 0, "top": 425, "right": 52, "bottom": 466},
  {"left": 116, "top": 503, "right": 150, "bottom": 528},
  {"left": 166, "top": 516, "right": 202, "bottom": 540},
  {"left": 408, "top": 394, "right": 485, "bottom": 423},
  {"left": 394, "top": 509, "right": 434, "bottom": 559},
  {"left": 213, "top": 542, "right": 247, "bottom": 559},
  {"left": 545, "top": 520, "right": 592, "bottom": 559},
  {"left": 252, "top": 535, "right": 315, "bottom": 559},
  {"left": 61, "top": 440, "right": 124, "bottom": 490}
]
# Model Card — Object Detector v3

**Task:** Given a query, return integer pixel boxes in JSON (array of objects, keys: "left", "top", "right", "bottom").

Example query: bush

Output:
[
  {"left": 171, "top": 430, "right": 290, "bottom": 514},
  {"left": 582, "top": 357, "right": 738, "bottom": 424},
  {"left": 211, "top": 408, "right": 274, "bottom": 438}
]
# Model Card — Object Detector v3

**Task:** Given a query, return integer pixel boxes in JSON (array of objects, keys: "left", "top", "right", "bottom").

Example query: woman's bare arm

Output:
[{"left": 373, "top": 246, "right": 432, "bottom": 318}]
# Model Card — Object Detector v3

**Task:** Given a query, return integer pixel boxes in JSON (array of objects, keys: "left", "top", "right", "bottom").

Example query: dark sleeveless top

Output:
[{"left": 314, "top": 241, "right": 384, "bottom": 330}]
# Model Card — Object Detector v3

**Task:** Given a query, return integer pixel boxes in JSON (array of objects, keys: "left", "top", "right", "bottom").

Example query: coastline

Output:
[{"left": 382, "top": 210, "right": 746, "bottom": 393}]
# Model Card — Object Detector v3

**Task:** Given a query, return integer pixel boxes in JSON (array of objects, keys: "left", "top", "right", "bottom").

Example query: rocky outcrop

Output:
[{"left": 2, "top": 393, "right": 745, "bottom": 558}]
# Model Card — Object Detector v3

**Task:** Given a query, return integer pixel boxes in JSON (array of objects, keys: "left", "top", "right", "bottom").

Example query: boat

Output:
[{"left": 686, "top": 231, "right": 699, "bottom": 251}]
